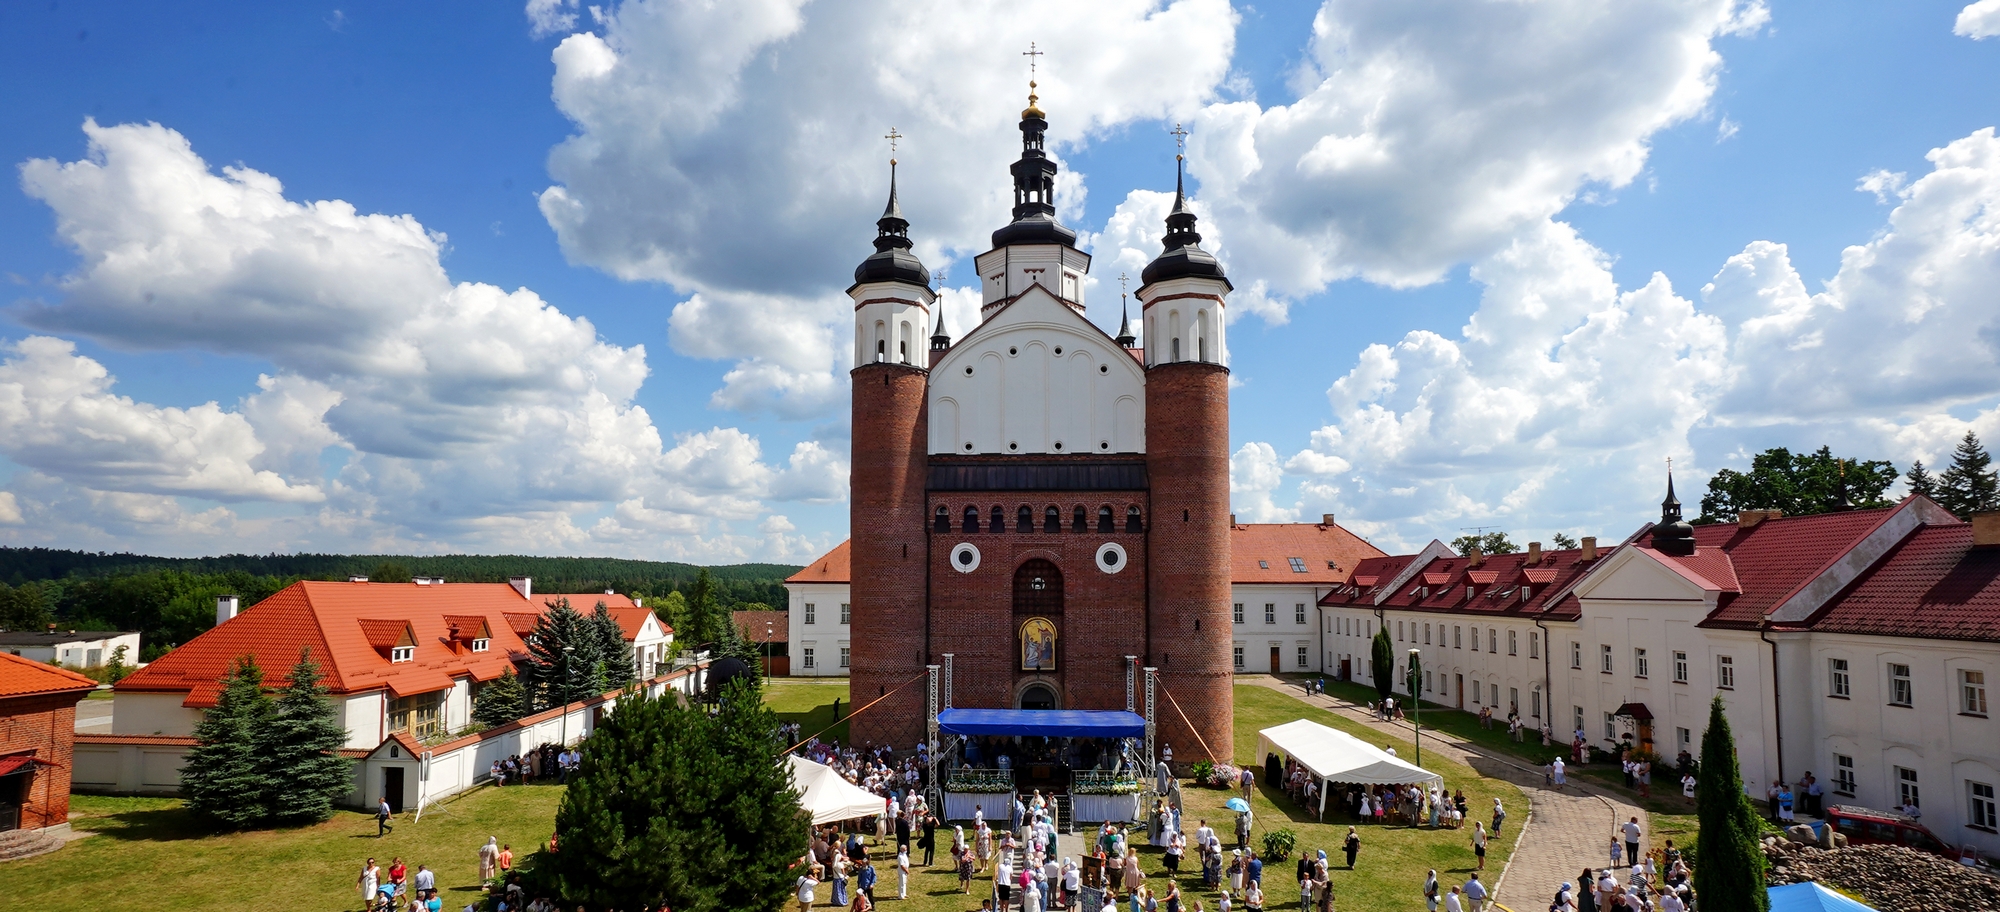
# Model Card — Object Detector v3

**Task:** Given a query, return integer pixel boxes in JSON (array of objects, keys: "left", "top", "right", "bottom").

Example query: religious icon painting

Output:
[{"left": 1020, "top": 616, "right": 1057, "bottom": 671}]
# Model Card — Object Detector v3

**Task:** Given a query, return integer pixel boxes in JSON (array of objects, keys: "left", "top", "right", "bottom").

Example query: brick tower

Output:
[
  {"left": 846, "top": 161, "right": 934, "bottom": 748},
  {"left": 1139, "top": 160, "right": 1235, "bottom": 762}
]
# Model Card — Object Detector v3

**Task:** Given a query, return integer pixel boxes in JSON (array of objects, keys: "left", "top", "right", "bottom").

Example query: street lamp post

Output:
[
  {"left": 1408, "top": 647, "right": 1423, "bottom": 769},
  {"left": 561, "top": 645, "right": 574, "bottom": 747}
]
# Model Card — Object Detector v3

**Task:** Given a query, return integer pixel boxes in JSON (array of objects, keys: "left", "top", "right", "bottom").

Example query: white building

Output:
[
  {"left": 0, "top": 629, "right": 142, "bottom": 669},
  {"left": 787, "top": 541, "right": 852, "bottom": 677}
]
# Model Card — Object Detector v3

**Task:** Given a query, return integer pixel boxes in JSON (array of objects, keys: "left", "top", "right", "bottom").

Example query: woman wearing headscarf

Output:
[
  {"left": 1343, "top": 827, "right": 1360, "bottom": 869},
  {"left": 1423, "top": 869, "right": 1439, "bottom": 912},
  {"left": 478, "top": 837, "right": 500, "bottom": 881}
]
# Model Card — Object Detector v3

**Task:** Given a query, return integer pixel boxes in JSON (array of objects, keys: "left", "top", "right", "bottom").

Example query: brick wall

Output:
[
  {"left": 1144, "top": 361, "right": 1235, "bottom": 763},
  {"left": 848, "top": 363, "right": 931, "bottom": 748},
  {"left": 0, "top": 692, "right": 86, "bottom": 831}
]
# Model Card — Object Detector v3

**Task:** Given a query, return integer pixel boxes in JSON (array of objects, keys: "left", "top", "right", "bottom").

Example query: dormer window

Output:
[
  {"left": 391, "top": 645, "right": 415, "bottom": 663},
  {"left": 471, "top": 638, "right": 490, "bottom": 653}
]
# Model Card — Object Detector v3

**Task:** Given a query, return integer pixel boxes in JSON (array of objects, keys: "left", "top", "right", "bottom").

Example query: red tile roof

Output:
[
  {"left": 734, "top": 610, "right": 788, "bottom": 644},
  {"left": 74, "top": 733, "right": 197, "bottom": 747},
  {"left": 789, "top": 540, "right": 852, "bottom": 584},
  {"left": 0, "top": 651, "right": 100, "bottom": 699},
  {"left": 1317, "top": 547, "right": 1603, "bottom": 622},
  {"left": 1798, "top": 523, "right": 2000, "bottom": 641},
  {"left": 1666, "top": 509, "right": 1899, "bottom": 628},
  {"left": 603, "top": 605, "right": 666, "bottom": 638},
  {"left": 116, "top": 581, "right": 649, "bottom": 708},
  {"left": 1229, "top": 522, "right": 1386, "bottom": 585}
]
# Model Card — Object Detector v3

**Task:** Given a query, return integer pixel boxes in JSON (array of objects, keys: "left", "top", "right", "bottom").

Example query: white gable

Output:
[
  {"left": 1572, "top": 546, "right": 1712, "bottom": 602},
  {"left": 929, "top": 285, "right": 1145, "bottom": 455}
]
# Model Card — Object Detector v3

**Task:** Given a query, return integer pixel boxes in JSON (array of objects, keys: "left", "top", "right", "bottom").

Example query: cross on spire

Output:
[
  {"left": 884, "top": 126, "right": 902, "bottom": 162},
  {"left": 1170, "top": 122, "right": 1189, "bottom": 157},
  {"left": 1119, "top": 272, "right": 1130, "bottom": 298},
  {"left": 1023, "top": 42, "right": 1044, "bottom": 79}
]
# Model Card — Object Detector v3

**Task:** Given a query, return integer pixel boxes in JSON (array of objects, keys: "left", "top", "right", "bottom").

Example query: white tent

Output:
[
  {"left": 787, "top": 755, "right": 890, "bottom": 825},
  {"left": 1255, "top": 719, "right": 1443, "bottom": 817}
]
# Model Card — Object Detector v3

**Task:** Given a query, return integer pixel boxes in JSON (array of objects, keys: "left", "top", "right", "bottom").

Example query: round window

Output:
[
  {"left": 950, "top": 543, "right": 981, "bottom": 573},
  {"left": 1100, "top": 364, "right": 1109, "bottom": 374},
  {"left": 965, "top": 366, "right": 974, "bottom": 375},
  {"left": 1054, "top": 346, "right": 1063, "bottom": 355},
  {"left": 1095, "top": 542, "right": 1128, "bottom": 575}
]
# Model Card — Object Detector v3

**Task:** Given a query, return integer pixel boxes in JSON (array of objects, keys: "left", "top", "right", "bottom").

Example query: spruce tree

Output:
[
  {"left": 473, "top": 667, "right": 529, "bottom": 727},
  {"left": 1939, "top": 431, "right": 2000, "bottom": 518},
  {"left": 1370, "top": 626, "right": 1395, "bottom": 701},
  {"left": 535, "top": 679, "right": 807, "bottom": 911},
  {"left": 180, "top": 655, "right": 273, "bottom": 830},
  {"left": 590, "top": 601, "right": 636, "bottom": 690},
  {"left": 260, "top": 648, "right": 354, "bottom": 825},
  {"left": 527, "top": 598, "right": 602, "bottom": 711},
  {"left": 1694, "top": 695, "right": 1768, "bottom": 912},
  {"left": 684, "top": 567, "right": 724, "bottom": 651},
  {"left": 1904, "top": 460, "right": 1938, "bottom": 501}
]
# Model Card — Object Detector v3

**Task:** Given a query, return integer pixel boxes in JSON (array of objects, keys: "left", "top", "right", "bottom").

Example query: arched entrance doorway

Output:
[{"left": 1019, "top": 683, "right": 1059, "bottom": 710}]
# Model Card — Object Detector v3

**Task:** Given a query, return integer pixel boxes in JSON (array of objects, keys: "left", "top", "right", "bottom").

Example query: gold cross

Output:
[
  {"left": 1170, "top": 122, "right": 1189, "bottom": 155},
  {"left": 884, "top": 126, "right": 902, "bottom": 161},
  {"left": 1023, "top": 42, "right": 1044, "bottom": 79},
  {"left": 1119, "top": 272, "right": 1130, "bottom": 297}
]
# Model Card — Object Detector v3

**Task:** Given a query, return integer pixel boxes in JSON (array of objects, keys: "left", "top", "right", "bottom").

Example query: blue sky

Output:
[{"left": 1, "top": 0, "right": 1997, "bottom": 561}]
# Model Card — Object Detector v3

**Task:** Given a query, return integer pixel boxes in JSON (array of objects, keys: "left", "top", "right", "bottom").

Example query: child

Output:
[{"left": 1608, "top": 835, "right": 1624, "bottom": 869}]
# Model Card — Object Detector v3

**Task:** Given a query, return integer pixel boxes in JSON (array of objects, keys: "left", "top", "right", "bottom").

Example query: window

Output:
[
  {"left": 1829, "top": 658, "right": 1851, "bottom": 697},
  {"left": 839, "top": 646, "right": 851, "bottom": 668},
  {"left": 1397, "top": 620, "right": 1404, "bottom": 641},
  {"left": 1259, "top": 560, "right": 1270, "bottom": 569},
  {"left": 1296, "top": 645, "right": 1309, "bottom": 669},
  {"left": 1677, "top": 727, "right": 1691, "bottom": 748},
  {"left": 1465, "top": 585, "right": 1476, "bottom": 602},
  {"left": 1635, "top": 648, "right": 1649, "bottom": 679},
  {"left": 1971, "top": 781, "right": 1998, "bottom": 831},
  {"left": 1529, "top": 631, "right": 1540, "bottom": 658},
  {"left": 1233, "top": 603, "right": 1245, "bottom": 624},
  {"left": 1833, "top": 755, "right": 1856, "bottom": 795},
  {"left": 1126, "top": 506, "right": 1143, "bottom": 533},
  {"left": 1571, "top": 641, "right": 1582, "bottom": 669},
  {"left": 1073, "top": 505, "right": 1087, "bottom": 533},
  {"left": 1296, "top": 603, "right": 1307, "bottom": 625},
  {"left": 1574, "top": 705, "right": 1585, "bottom": 733},
  {"left": 1017, "top": 505, "right": 1033, "bottom": 532},
  {"left": 803, "top": 647, "right": 816, "bottom": 669},
  {"left": 1896, "top": 766, "right": 1920, "bottom": 809},
  {"left": 471, "top": 637, "right": 489, "bottom": 653},
  {"left": 1717, "top": 655, "right": 1736, "bottom": 690},
  {"left": 388, "top": 693, "right": 442, "bottom": 740},
  {"left": 1097, "top": 505, "right": 1114, "bottom": 533},
  {"left": 991, "top": 505, "right": 1005, "bottom": 532},
  {"left": 1604, "top": 711, "right": 1617, "bottom": 741},
  {"left": 1531, "top": 690, "right": 1542, "bottom": 718},
  {"left": 1674, "top": 650, "right": 1689, "bottom": 683},
  {"left": 1289, "top": 557, "right": 1308, "bottom": 573},
  {"left": 804, "top": 603, "right": 816, "bottom": 625},
  {"left": 1471, "top": 680, "right": 1481, "bottom": 704},
  {"left": 935, "top": 506, "right": 950, "bottom": 532},
  {"left": 1962, "top": 669, "right": 1989, "bottom": 716},
  {"left": 1233, "top": 645, "right": 1244, "bottom": 669},
  {"left": 1044, "top": 506, "right": 1061, "bottom": 533},
  {"left": 1508, "top": 630, "right": 1518, "bottom": 656},
  {"left": 1468, "top": 627, "right": 1479, "bottom": 651},
  {"left": 1889, "top": 663, "right": 1913, "bottom": 706},
  {"left": 839, "top": 603, "right": 851, "bottom": 625},
  {"left": 391, "top": 646, "right": 415, "bottom": 664},
  {"left": 1264, "top": 604, "right": 1276, "bottom": 625},
  {"left": 966, "top": 505, "right": 982, "bottom": 532},
  {"left": 1601, "top": 644, "right": 1614, "bottom": 674},
  {"left": 1425, "top": 670, "right": 1434, "bottom": 693},
  {"left": 1489, "top": 629, "right": 1498, "bottom": 653},
  {"left": 1454, "top": 626, "right": 1463, "bottom": 649},
  {"left": 1425, "top": 624, "right": 1433, "bottom": 645}
]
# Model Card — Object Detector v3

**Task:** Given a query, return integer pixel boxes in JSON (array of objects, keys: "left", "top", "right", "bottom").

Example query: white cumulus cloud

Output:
[{"left": 1957, "top": 0, "right": 2000, "bottom": 39}]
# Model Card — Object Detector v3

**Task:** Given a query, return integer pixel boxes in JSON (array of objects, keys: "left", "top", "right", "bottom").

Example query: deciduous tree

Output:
[
  {"left": 1696, "top": 446, "right": 1896, "bottom": 522},
  {"left": 1450, "top": 532, "right": 1518, "bottom": 557}
]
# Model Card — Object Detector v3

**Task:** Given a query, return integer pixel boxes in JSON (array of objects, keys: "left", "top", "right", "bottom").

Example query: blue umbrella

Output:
[{"left": 1226, "top": 798, "right": 1250, "bottom": 812}]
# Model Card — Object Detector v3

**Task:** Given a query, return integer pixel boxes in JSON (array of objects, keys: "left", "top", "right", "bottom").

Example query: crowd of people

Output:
[
  {"left": 487, "top": 744, "right": 581, "bottom": 787},
  {"left": 1549, "top": 833, "right": 1697, "bottom": 912}
]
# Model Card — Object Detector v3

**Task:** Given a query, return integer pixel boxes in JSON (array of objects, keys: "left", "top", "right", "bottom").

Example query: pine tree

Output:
[
  {"left": 180, "top": 655, "right": 273, "bottom": 830},
  {"left": 1694, "top": 696, "right": 1768, "bottom": 912},
  {"left": 1551, "top": 532, "right": 1580, "bottom": 550},
  {"left": 684, "top": 567, "right": 723, "bottom": 652},
  {"left": 527, "top": 598, "right": 602, "bottom": 711},
  {"left": 533, "top": 679, "right": 807, "bottom": 911},
  {"left": 1370, "top": 626, "right": 1395, "bottom": 701},
  {"left": 1938, "top": 431, "right": 2000, "bottom": 519},
  {"left": 473, "top": 667, "right": 529, "bottom": 727},
  {"left": 260, "top": 648, "right": 354, "bottom": 826},
  {"left": 589, "top": 601, "right": 636, "bottom": 690},
  {"left": 1904, "top": 460, "right": 1938, "bottom": 501}
]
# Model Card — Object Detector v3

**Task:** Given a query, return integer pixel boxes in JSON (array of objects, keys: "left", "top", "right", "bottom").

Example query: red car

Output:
[{"left": 1824, "top": 804, "right": 1959, "bottom": 860}]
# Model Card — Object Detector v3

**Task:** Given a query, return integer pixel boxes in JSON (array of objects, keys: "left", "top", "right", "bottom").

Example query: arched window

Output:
[
  {"left": 1044, "top": 506, "right": 1060, "bottom": 533},
  {"left": 963, "top": 505, "right": 981, "bottom": 533},
  {"left": 1016, "top": 505, "right": 1033, "bottom": 533},
  {"left": 1072, "top": 505, "right": 1087, "bottom": 533},
  {"left": 1126, "top": 506, "right": 1144, "bottom": 533},
  {"left": 1097, "top": 506, "right": 1115, "bottom": 533},
  {"left": 876, "top": 338, "right": 887, "bottom": 362},
  {"left": 1172, "top": 337, "right": 1181, "bottom": 360},
  {"left": 935, "top": 506, "right": 950, "bottom": 533},
  {"left": 990, "top": 506, "right": 1005, "bottom": 533},
  {"left": 1013, "top": 558, "right": 1064, "bottom": 615}
]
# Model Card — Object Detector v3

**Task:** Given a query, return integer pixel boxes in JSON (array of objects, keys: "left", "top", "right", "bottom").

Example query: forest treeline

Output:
[{"left": 0, "top": 549, "right": 800, "bottom": 660}]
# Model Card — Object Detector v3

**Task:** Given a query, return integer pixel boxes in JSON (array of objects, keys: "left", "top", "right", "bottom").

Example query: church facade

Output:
[{"left": 846, "top": 90, "right": 1236, "bottom": 761}]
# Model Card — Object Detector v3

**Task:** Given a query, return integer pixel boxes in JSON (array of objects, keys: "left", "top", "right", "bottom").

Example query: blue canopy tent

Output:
[
  {"left": 936, "top": 708, "right": 1147, "bottom": 738},
  {"left": 1767, "top": 882, "right": 1879, "bottom": 912}
]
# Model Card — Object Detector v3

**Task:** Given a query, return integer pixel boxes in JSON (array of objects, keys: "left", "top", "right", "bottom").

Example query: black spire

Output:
[
  {"left": 1831, "top": 459, "right": 1853, "bottom": 512},
  {"left": 852, "top": 159, "right": 930, "bottom": 289},
  {"left": 930, "top": 284, "right": 951, "bottom": 352},
  {"left": 1116, "top": 290, "right": 1136, "bottom": 348},
  {"left": 990, "top": 82, "right": 1079, "bottom": 249},
  {"left": 1650, "top": 469, "right": 1697, "bottom": 556},
  {"left": 1140, "top": 141, "right": 1231, "bottom": 289}
]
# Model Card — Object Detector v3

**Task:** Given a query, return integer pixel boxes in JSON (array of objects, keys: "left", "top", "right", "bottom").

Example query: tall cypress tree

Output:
[
  {"left": 1370, "top": 626, "right": 1395, "bottom": 701},
  {"left": 260, "top": 647, "right": 354, "bottom": 825},
  {"left": 1694, "top": 696, "right": 1768, "bottom": 912},
  {"left": 1939, "top": 431, "right": 2000, "bottom": 518},
  {"left": 590, "top": 601, "right": 636, "bottom": 690},
  {"left": 473, "top": 667, "right": 529, "bottom": 727},
  {"left": 527, "top": 597, "right": 603, "bottom": 711},
  {"left": 180, "top": 655, "right": 272, "bottom": 830},
  {"left": 535, "top": 679, "right": 807, "bottom": 911}
]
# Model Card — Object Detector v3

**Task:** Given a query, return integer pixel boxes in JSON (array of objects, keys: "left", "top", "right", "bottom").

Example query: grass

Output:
[
  {"left": 0, "top": 787, "right": 564, "bottom": 912},
  {"left": 766, "top": 676, "right": 853, "bottom": 745},
  {"left": 1301, "top": 676, "right": 1568, "bottom": 768}
]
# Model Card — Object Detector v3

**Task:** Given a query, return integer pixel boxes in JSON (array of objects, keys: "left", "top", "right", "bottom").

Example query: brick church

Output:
[{"left": 847, "top": 86, "right": 1234, "bottom": 761}]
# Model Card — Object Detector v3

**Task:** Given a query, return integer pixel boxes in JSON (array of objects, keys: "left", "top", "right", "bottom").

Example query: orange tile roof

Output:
[
  {"left": 788, "top": 541, "right": 851, "bottom": 584},
  {"left": 734, "top": 610, "right": 788, "bottom": 643},
  {"left": 1229, "top": 522, "right": 1386, "bottom": 585},
  {"left": 0, "top": 651, "right": 100, "bottom": 699},
  {"left": 75, "top": 733, "right": 197, "bottom": 747},
  {"left": 116, "top": 581, "right": 650, "bottom": 708},
  {"left": 602, "top": 605, "right": 664, "bottom": 638}
]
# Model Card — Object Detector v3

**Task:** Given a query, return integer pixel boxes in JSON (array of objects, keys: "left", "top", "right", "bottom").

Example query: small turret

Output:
[
  {"left": 1651, "top": 470, "right": 1697, "bottom": 556},
  {"left": 850, "top": 155, "right": 934, "bottom": 367},
  {"left": 852, "top": 161, "right": 931, "bottom": 289},
  {"left": 1136, "top": 128, "right": 1231, "bottom": 367}
]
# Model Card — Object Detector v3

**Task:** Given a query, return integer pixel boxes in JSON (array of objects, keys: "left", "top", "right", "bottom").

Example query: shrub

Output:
[{"left": 1262, "top": 828, "right": 1298, "bottom": 860}]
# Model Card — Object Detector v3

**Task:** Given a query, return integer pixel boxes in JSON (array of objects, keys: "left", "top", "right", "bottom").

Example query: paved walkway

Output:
[{"left": 1242, "top": 676, "right": 1646, "bottom": 909}]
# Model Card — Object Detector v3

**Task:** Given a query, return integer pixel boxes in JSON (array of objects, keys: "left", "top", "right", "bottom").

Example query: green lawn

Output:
[
  {"left": 765, "top": 677, "right": 853, "bottom": 745},
  {"left": 1301, "top": 676, "right": 1569, "bottom": 768},
  {"left": 0, "top": 787, "right": 564, "bottom": 912}
]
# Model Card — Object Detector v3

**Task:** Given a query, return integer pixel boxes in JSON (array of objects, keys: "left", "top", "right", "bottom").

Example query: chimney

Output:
[
  {"left": 1229, "top": 514, "right": 1238, "bottom": 527},
  {"left": 215, "top": 594, "right": 240, "bottom": 626},
  {"left": 1738, "top": 510, "right": 1782, "bottom": 529},
  {"left": 604, "top": 589, "right": 615, "bottom": 596},
  {"left": 509, "top": 576, "right": 532, "bottom": 600},
  {"left": 634, "top": 597, "right": 644, "bottom": 608},
  {"left": 1973, "top": 512, "right": 2000, "bottom": 548},
  {"left": 1322, "top": 513, "right": 1336, "bottom": 526},
  {"left": 1527, "top": 541, "right": 1542, "bottom": 564},
  {"left": 1467, "top": 543, "right": 1483, "bottom": 567},
  {"left": 1581, "top": 536, "right": 1598, "bottom": 561}
]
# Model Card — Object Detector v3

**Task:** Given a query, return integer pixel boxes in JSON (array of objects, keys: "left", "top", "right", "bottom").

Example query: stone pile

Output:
[{"left": 1761, "top": 839, "right": 2000, "bottom": 912}]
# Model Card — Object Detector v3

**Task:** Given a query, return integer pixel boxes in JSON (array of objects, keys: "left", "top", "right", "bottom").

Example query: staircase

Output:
[{"left": 0, "top": 828, "right": 65, "bottom": 863}]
